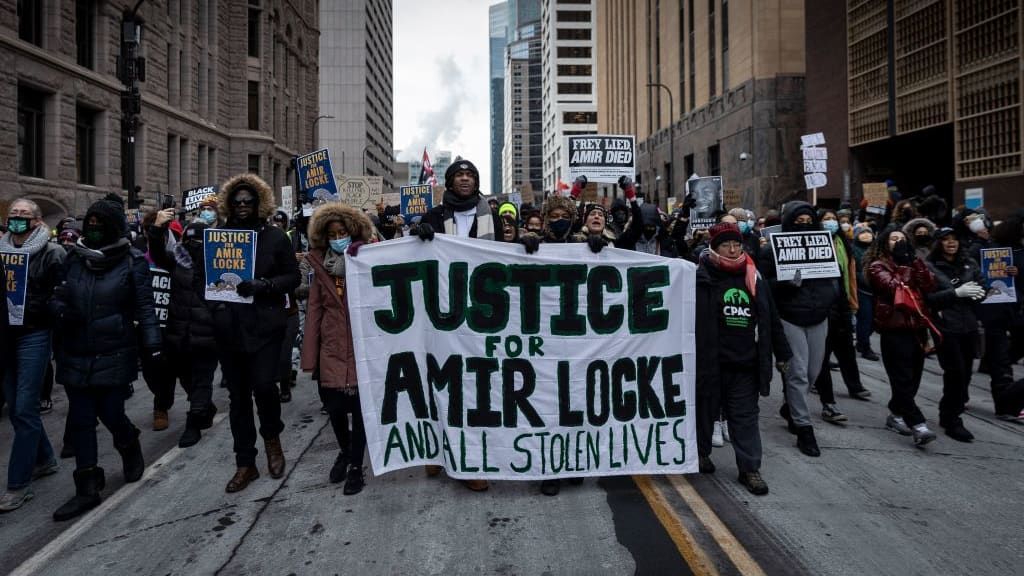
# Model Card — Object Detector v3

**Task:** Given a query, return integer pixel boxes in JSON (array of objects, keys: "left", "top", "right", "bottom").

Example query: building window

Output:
[
  {"left": 563, "top": 111, "right": 597, "bottom": 124},
  {"left": 688, "top": 0, "right": 696, "bottom": 110},
  {"left": 557, "top": 46, "right": 591, "bottom": 58},
  {"left": 208, "top": 147, "right": 217, "bottom": 183},
  {"left": 179, "top": 138, "right": 189, "bottom": 188},
  {"left": 17, "top": 86, "right": 46, "bottom": 178},
  {"left": 708, "top": 0, "right": 716, "bottom": 99},
  {"left": 557, "top": 64, "right": 592, "bottom": 76},
  {"left": 247, "top": 81, "right": 260, "bottom": 130},
  {"left": 248, "top": 154, "right": 261, "bottom": 174},
  {"left": 76, "top": 0, "right": 94, "bottom": 68},
  {"left": 556, "top": 28, "right": 591, "bottom": 41},
  {"left": 76, "top": 105, "right": 98, "bottom": 184},
  {"left": 707, "top": 144, "right": 720, "bottom": 176},
  {"left": 18, "top": 0, "right": 43, "bottom": 46},
  {"left": 684, "top": 154, "right": 695, "bottom": 179},
  {"left": 556, "top": 10, "right": 591, "bottom": 23},
  {"left": 247, "top": 0, "right": 261, "bottom": 58},
  {"left": 721, "top": 0, "right": 729, "bottom": 91},
  {"left": 557, "top": 83, "right": 592, "bottom": 95}
]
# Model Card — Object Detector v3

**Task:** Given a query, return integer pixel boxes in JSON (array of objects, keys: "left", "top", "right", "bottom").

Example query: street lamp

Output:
[
  {"left": 647, "top": 83, "right": 675, "bottom": 203},
  {"left": 311, "top": 114, "right": 333, "bottom": 151},
  {"left": 362, "top": 145, "right": 371, "bottom": 175}
]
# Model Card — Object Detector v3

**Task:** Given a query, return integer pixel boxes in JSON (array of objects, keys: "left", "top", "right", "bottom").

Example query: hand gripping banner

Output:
[{"left": 346, "top": 236, "right": 698, "bottom": 480}]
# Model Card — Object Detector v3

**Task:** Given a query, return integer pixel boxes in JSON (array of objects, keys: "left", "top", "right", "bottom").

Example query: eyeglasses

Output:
[{"left": 231, "top": 198, "right": 256, "bottom": 207}]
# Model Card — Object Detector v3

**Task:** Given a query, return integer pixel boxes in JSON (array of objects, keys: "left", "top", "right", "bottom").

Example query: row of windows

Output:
[{"left": 557, "top": 46, "right": 592, "bottom": 59}]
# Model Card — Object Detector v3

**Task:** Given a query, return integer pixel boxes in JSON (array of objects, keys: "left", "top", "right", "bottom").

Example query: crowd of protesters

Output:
[{"left": 1, "top": 163, "right": 1023, "bottom": 519}]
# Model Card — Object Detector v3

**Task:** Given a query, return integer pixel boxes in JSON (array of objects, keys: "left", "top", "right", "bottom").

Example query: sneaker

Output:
[
  {"left": 829, "top": 361, "right": 840, "bottom": 371},
  {"left": 943, "top": 421, "right": 974, "bottom": 443},
  {"left": 0, "top": 488, "right": 34, "bottom": 512},
  {"left": 721, "top": 421, "right": 731, "bottom": 443},
  {"left": 698, "top": 456, "right": 716, "bottom": 474},
  {"left": 886, "top": 414, "right": 913, "bottom": 436},
  {"left": 39, "top": 399, "right": 53, "bottom": 414},
  {"left": 738, "top": 472, "right": 769, "bottom": 496},
  {"left": 809, "top": 384, "right": 818, "bottom": 395},
  {"left": 912, "top": 423, "right": 937, "bottom": 446},
  {"left": 821, "top": 403, "right": 848, "bottom": 424},
  {"left": 850, "top": 389, "right": 872, "bottom": 401},
  {"left": 995, "top": 410, "right": 1024, "bottom": 423},
  {"left": 859, "top": 347, "right": 880, "bottom": 361},
  {"left": 711, "top": 421, "right": 724, "bottom": 447},
  {"left": 31, "top": 460, "right": 59, "bottom": 480}
]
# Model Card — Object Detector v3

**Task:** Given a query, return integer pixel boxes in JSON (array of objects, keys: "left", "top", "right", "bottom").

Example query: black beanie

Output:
[
  {"left": 84, "top": 193, "right": 128, "bottom": 244},
  {"left": 445, "top": 159, "right": 480, "bottom": 191}
]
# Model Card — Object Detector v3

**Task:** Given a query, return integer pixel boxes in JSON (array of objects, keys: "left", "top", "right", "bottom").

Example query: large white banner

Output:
[{"left": 346, "top": 236, "right": 698, "bottom": 480}]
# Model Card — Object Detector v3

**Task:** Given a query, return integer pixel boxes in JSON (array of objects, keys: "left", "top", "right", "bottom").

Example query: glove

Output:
[
  {"left": 682, "top": 193, "right": 696, "bottom": 210},
  {"left": 775, "top": 361, "right": 789, "bottom": 375},
  {"left": 586, "top": 234, "right": 607, "bottom": 254},
  {"left": 347, "top": 240, "right": 365, "bottom": 257},
  {"left": 520, "top": 234, "right": 541, "bottom": 254},
  {"left": 618, "top": 176, "right": 637, "bottom": 201},
  {"left": 236, "top": 278, "right": 271, "bottom": 298},
  {"left": 570, "top": 176, "right": 588, "bottom": 200},
  {"left": 788, "top": 268, "right": 803, "bottom": 288},
  {"left": 415, "top": 222, "right": 435, "bottom": 242},
  {"left": 954, "top": 281, "right": 986, "bottom": 300},
  {"left": 892, "top": 241, "right": 915, "bottom": 265}
]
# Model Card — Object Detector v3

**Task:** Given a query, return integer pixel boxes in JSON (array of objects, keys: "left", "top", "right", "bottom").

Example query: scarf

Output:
[
  {"left": 443, "top": 189, "right": 482, "bottom": 212},
  {"left": 73, "top": 237, "right": 131, "bottom": 271},
  {"left": 0, "top": 225, "right": 50, "bottom": 255},
  {"left": 833, "top": 234, "right": 852, "bottom": 300},
  {"left": 702, "top": 249, "right": 758, "bottom": 298},
  {"left": 442, "top": 195, "right": 495, "bottom": 240},
  {"left": 323, "top": 249, "right": 346, "bottom": 278}
]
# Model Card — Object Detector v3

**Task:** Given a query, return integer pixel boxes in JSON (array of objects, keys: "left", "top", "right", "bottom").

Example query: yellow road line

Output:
[
  {"left": 632, "top": 475, "right": 720, "bottom": 576},
  {"left": 667, "top": 475, "right": 767, "bottom": 576}
]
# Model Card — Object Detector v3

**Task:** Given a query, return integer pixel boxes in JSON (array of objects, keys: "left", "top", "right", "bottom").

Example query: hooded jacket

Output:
[
  {"left": 301, "top": 203, "right": 374, "bottom": 390},
  {"left": 201, "top": 173, "right": 301, "bottom": 353},
  {"left": 924, "top": 252, "right": 983, "bottom": 335},
  {"left": 903, "top": 217, "right": 937, "bottom": 259},
  {"left": 147, "top": 222, "right": 217, "bottom": 351},
  {"left": 616, "top": 202, "right": 677, "bottom": 256},
  {"left": 0, "top": 225, "right": 65, "bottom": 331},
  {"left": 756, "top": 201, "right": 842, "bottom": 326}
]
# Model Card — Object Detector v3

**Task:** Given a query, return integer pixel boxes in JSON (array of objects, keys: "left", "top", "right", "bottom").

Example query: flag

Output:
[
  {"left": 556, "top": 178, "right": 570, "bottom": 193},
  {"left": 418, "top": 148, "right": 435, "bottom": 186}
]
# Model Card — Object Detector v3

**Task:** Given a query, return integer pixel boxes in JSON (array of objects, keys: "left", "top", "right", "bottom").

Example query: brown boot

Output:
[
  {"left": 462, "top": 479, "right": 489, "bottom": 492},
  {"left": 424, "top": 465, "right": 442, "bottom": 477},
  {"left": 265, "top": 437, "right": 286, "bottom": 479},
  {"left": 153, "top": 410, "right": 169, "bottom": 431},
  {"left": 225, "top": 467, "right": 259, "bottom": 493}
]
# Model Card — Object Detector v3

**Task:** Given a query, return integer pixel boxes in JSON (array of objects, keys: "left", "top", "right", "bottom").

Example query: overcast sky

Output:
[{"left": 393, "top": 0, "right": 493, "bottom": 189}]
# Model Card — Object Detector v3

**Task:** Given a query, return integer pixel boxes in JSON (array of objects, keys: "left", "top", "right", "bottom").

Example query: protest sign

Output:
[
  {"left": 565, "top": 135, "right": 636, "bottom": 184},
  {"left": 296, "top": 149, "right": 338, "bottom": 201},
  {"left": 666, "top": 197, "right": 677, "bottom": 214},
  {"left": 432, "top": 185, "right": 446, "bottom": 208},
  {"left": 687, "top": 176, "right": 723, "bottom": 231},
  {"left": 400, "top": 185, "right": 433, "bottom": 219},
  {"left": 280, "top": 186, "right": 294, "bottom": 215},
  {"left": 980, "top": 248, "right": 1017, "bottom": 304},
  {"left": 862, "top": 182, "right": 888, "bottom": 215},
  {"left": 346, "top": 236, "right": 699, "bottom": 480},
  {"left": 769, "top": 231, "right": 841, "bottom": 281},
  {"left": 760, "top": 224, "right": 782, "bottom": 240},
  {"left": 801, "top": 132, "right": 826, "bottom": 147},
  {"left": 508, "top": 191, "right": 523, "bottom": 209},
  {"left": 203, "top": 229, "right": 256, "bottom": 304},
  {"left": 150, "top": 266, "right": 172, "bottom": 328},
  {"left": 723, "top": 189, "right": 742, "bottom": 210},
  {"left": 182, "top": 185, "right": 217, "bottom": 213},
  {"left": 340, "top": 176, "right": 384, "bottom": 211},
  {"left": 1, "top": 252, "right": 29, "bottom": 326},
  {"left": 382, "top": 192, "right": 401, "bottom": 207},
  {"left": 964, "top": 188, "right": 983, "bottom": 210}
]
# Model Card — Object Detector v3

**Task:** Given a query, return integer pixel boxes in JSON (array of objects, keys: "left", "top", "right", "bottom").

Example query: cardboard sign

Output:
[
  {"left": 687, "top": 176, "right": 723, "bottom": 231},
  {"left": 346, "top": 236, "right": 699, "bottom": 480},
  {"left": 182, "top": 185, "right": 218, "bottom": 213},
  {"left": 723, "top": 188, "right": 742, "bottom": 210},
  {"left": 862, "top": 183, "right": 888, "bottom": 210},
  {"left": 804, "top": 173, "right": 827, "bottom": 189},
  {"left": 339, "top": 176, "right": 384, "bottom": 211},
  {"left": 150, "top": 266, "right": 172, "bottom": 328},
  {"left": 508, "top": 192, "right": 523, "bottom": 209},
  {"left": 203, "top": 229, "right": 256, "bottom": 304},
  {"left": 980, "top": 248, "right": 1017, "bottom": 304},
  {"left": 382, "top": 192, "right": 401, "bottom": 208},
  {"left": 400, "top": 185, "right": 433, "bottom": 219},
  {"left": 432, "top": 185, "right": 446, "bottom": 209},
  {"left": 801, "top": 132, "right": 826, "bottom": 148},
  {"left": 1, "top": 252, "right": 29, "bottom": 326},
  {"left": 769, "top": 231, "right": 841, "bottom": 281},
  {"left": 280, "top": 185, "right": 294, "bottom": 215},
  {"left": 565, "top": 135, "right": 636, "bottom": 184},
  {"left": 295, "top": 149, "right": 339, "bottom": 202}
]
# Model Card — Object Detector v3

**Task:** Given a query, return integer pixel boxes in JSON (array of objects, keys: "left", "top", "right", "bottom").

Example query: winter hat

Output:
[
  {"left": 583, "top": 203, "right": 607, "bottom": 220},
  {"left": 58, "top": 228, "right": 81, "bottom": 243},
  {"left": 498, "top": 202, "right": 518, "bottom": 220},
  {"left": 84, "top": 193, "right": 128, "bottom": 243},
  {"left": 709, "top": 222, "right": 743, "bottom": 249},
  {"left": 445, "top": 159, "right": 480, "bottom": 191},
  {"left": 933, "top": 227, "right": 956, "bottom": 241},
  {"left": 853, "top": 225, "right": 873, "bottom": 239},
  {"left": 199, "top": 195, "right": 218, "bottom": 210}
]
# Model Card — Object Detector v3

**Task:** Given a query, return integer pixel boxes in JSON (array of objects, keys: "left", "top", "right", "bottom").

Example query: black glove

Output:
[
  {"left": 347, "top": 240, "right": 365, "bottom": 257},
  {"left": 682, "top": 193, "right": 697, "bottom": 210},
  {"left": 415, "top": 222, "right": 435, "bottom": 242},
  {"left": 236, "top": 278, "right": 271, "bottom": 298},
  {"left": 586, "top": 234, "right": 607, "bottom": 254},
  {"left": 520, "top": 234, "right": 541, "bottom": 254},
  {"left": 892, "top": 241, "right": 915, "bottom": 265}
]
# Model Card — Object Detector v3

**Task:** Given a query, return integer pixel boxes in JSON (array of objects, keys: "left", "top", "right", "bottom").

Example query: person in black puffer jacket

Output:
[
  {"left": 202, "top": 174, "right": 300, "bottom": 494},
  {"left": 924, "top": 227, "right": 986, "bottom": 442},
  {"left": 50, "top": 194, "right": 160, "bottom": 522},
  {"left": 148, "top": 214, "right": 219, "bottom": 448},
  {"left": 757, "top": 201, "right": 842, "bottom": 458}
]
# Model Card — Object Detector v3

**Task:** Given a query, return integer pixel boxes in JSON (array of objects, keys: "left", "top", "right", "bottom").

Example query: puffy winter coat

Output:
[
  {"left": 867, "top": 256, "right": 937, "bottom": 332},
  {"left": 147, "top": 225, "right": 217, "bottom": 350},
  {"left": 925, "top": 254, "right": 983, "bottom": 335},
  {"left": 52, "top": 241, "right": 161, "bottom": 388}
]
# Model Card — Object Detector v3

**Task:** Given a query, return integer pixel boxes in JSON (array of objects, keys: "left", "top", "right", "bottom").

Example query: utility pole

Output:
[
  {"left": 119, "top": 1, "right": 147, "bottom": 208},
  {"left": 647, "top": 83, "right": 675, "bottom": 205}
]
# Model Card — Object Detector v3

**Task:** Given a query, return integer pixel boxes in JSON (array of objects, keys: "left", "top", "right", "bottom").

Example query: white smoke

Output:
[{"left": 397, "top": 55, "right": 469, "bottom": 162}]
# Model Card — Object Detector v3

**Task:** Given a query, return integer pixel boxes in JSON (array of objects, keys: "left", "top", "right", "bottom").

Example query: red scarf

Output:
[{"left": 705, "top": 250, "right": 758, "bottom": 298}]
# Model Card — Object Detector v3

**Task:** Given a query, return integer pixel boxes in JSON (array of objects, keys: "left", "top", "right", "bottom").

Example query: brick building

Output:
[{"left": 2, "top": 0, "right": 320, "bottom": 224}]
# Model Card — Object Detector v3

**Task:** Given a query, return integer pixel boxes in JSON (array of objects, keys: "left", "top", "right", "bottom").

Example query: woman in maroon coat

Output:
[
  {"left": 865, "top": 225, "right": 938, "bottom": 446},
  {"left": 301, "top": 203, "right": 374, "bottom": 495}
]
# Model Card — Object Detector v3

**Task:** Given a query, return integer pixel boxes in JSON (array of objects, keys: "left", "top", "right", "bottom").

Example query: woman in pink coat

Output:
[{"left": 301, "top": 203, "right": 374, "bottom": 495}]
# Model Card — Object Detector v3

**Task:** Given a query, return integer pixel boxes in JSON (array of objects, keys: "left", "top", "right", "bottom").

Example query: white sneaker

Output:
[
  {"left": 0, "top": 488, "right": 34, "bottom": 513},
  {"left": 912, "top": 423, "right": 937, "bottom": 446},
  {"left": 721, "top": 421, "right": 731, "bottom": 443},
  {"left": 886, "top": 414, "right": 912, "bottom": 436},
  {"left": 712, "top": 421, "right": 724, "bottom": 447}
]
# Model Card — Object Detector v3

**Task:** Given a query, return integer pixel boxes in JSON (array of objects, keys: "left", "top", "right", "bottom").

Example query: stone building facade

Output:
[{"left": 1, "top": 0, "right": 320, "bottom": 224}]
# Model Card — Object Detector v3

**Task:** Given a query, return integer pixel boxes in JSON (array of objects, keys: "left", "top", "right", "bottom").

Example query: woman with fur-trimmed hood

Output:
[
  {"left": 572, "top": 203, "right": 618, "bottom": 253},
  {"left": 301, "top": 202, "right": 374, "bottom": 495},
  {"left": 520, "top": 194, "right": 590, "bottom": 255},
  {"left": 205, "top": 173, "right": 300, "bottom": 494}
]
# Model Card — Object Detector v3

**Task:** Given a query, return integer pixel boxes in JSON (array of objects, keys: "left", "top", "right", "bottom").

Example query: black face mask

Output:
[
  {"left": 914, "top": 235, "right": 932, "bottom": 247},
  {"left": 643, "top": 225, "right": 657, "bottom": 239},
  {"left": 612, "top": 211, "right": 627, "bottom": 224},
  {"left": 83, "top": 224, "right": 107, "bottom": 247},
  {"left": 855, "top": 239, "right": 873, "bottom": 248},
  {"left": 791, "top": 222, "right": 817, "bottom": 232}
]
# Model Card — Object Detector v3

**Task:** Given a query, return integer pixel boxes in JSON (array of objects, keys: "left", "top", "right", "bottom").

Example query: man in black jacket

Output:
[
  {"left": 415, "top": 159, "right": 498, "bottom": 241},
  {"left": 205, "top": 174, "right": 300, "bottom": 493}
]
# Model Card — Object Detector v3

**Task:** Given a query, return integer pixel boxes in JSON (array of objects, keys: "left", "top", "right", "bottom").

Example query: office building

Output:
[
  {"left": 502, "top": 1, "right": 543, "bottom": 199},
  {"left": 490, "top": 2, "right": 509, "bottom": 195}
]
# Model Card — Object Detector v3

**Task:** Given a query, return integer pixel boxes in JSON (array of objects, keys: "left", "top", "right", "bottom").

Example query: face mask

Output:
[
  {"left": 549, "top": 219, "right": 571, "bottom": 237},
  {"left": 527, "top": 226, "right": 542, "bottom": 235},
  {"left": 914, "top": 235, "right": 932, "bottom": 247},
  {"left": 855, "top": 239, "right": 873, "bottom": 248},
  {"left": 968, "top": 219, "right": 986, "bottom": 234},
  {"left": 329, "top": 237, "right": 352, "bottom": 254},
  {"left": 643, "top": 225, "right": 657, "bottom": 239},
  {"left": 791, "top": 222, "right": 816, "bottom": 232},
  {"left": 840, "top": 222, "right": 852, "bottom": 232},
  {"left": 198, "top": 209, "right": 217, "bottom": 225},
  {"left": 83, "top": 225, "right": 106, "bottom": 246},
  {"left": 612, "top": 212, "right": 627, "bottom": 224},
  {"left": 738, "top": 221, "right": 751, "bottom": 234},
  {"left": 6, "top": 217, "right": 30, "bottom": 235},
  {"left": 822, "top": 220, "right": 839, "bottom": 234}
]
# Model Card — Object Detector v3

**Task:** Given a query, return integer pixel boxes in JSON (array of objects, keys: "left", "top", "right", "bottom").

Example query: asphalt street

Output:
[{"left": 0, "top": 339, "right": 1021, "bottom": 576}]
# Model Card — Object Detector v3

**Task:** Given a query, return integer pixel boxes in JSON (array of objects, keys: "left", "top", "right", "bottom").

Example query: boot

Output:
[
  {"left": 53, "top": 467, "right": 105, "bottom": 522},
  {"left": 60, "top": 443, "right": 75, "bottom": 459},
  {"left": 342, "top": 465, "right": 365, "bottom": 495},
  {"left": 540, "top": 479, "right": 560, "bottom": 496},
  {"left": 115, "top": 427, "right": 145, "bottom": 482},
  {"left": 225, "top": 466, "right": 259, "bottom": 493},
  {"left": 279, "top": 382, "right": 292, "bottom": 403},
  {"left": 153, "top": 410, "right": 169, "bottom": 431},
  {"left": 290, "top": 369, "right": 298, "bottom": 388},
  {"left": 461, "top": 479, "right": 489, "bottom": 492},
  {"left": 424, "top": 465, "right": 442, "bottom": 477},
  {"left": 178, "top": 413, "right": 203, "bottom": 448},
  {"left": 779, "top": 403, "right": 798, "bottom": 434},
  {"left": 200, "top": 405, "right": 218, "bottom": 430},
  {"left": 796, "top": 426, "right": 821, "bottom": 457},
  {"left": 265, "top": 437, "right": 286, "bottom": 479},
  {"left": 329, "top": 452, "right": 350, "bottom": 484}
]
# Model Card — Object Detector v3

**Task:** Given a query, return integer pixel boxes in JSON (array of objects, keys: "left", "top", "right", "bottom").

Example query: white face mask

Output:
[
  {"left": 969, "top": 219, "right": 986, "bottom": 234},
  {"left": 840, "top": 222, "right": 852, "bottom": 232}
]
